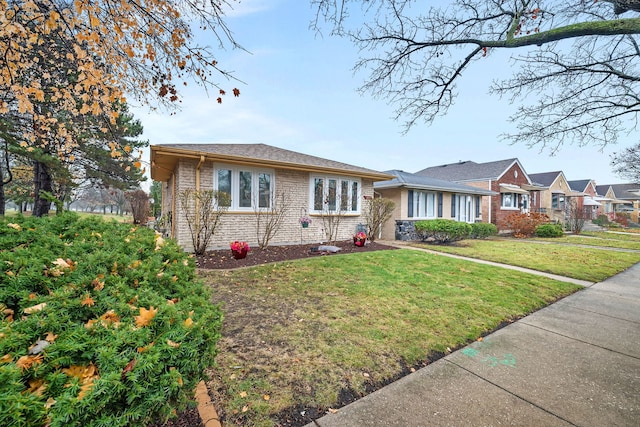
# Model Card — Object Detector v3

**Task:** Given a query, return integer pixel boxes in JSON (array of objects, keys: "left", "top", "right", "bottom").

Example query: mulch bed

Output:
[
  {"left": 153, "top": 240, "right": 398, "bottom": 427},
  {"left": 195, "top": 239, "right": 399, "bottom": 270}
]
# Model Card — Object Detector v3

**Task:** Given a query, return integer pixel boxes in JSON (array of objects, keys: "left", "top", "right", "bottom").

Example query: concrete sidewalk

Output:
[{"left": 306, "top": 263, "right": 640, "bottom": 427}]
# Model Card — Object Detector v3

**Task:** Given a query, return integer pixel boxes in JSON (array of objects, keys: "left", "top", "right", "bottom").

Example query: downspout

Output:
[
  {"left": 488, "top": 180, "right": 493, "bottom": 224},
  {"left": 196, "top": 155, "right": 205, "bottom": 192},
  {"left": 171, "top": 173, "right": 176, "bottom": 238},
  {"left": 195, "top": 156, "right": 205, "bottom": 252}
]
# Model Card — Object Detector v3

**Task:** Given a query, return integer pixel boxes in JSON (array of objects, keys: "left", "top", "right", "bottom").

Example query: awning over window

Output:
[
  {"left": 499, "top": 184, "right": 529, "bottom": 195},
  {"left": 583, "top": 197, "right": 602, "bottom": 206}
]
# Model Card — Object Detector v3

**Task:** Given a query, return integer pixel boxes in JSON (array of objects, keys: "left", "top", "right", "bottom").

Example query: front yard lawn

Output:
[
  {"left": 413, "top": 238, "right": 640, "bottom": 282},
  {"left": 201, "top": 249, "right": 582, "bottom": 427}
]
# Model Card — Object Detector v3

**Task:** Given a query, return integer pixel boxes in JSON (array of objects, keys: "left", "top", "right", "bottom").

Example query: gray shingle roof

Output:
[
  {"left": 567, "top": 179, "right": 593, "bottom": 192},
  {"left": 375, "top": 170, "right": 496, "bottom": 195},
  {"left": 415, "top": 158, "right": 521, "bottom": 182},
  {"left": 603, "top": 183, "right": 640, "bottom": 200},
  {"left": 528, "top": 171, "right": 563, "bottom": 187},
  {"left": 152, "top": 143, "right": 392, "bottom": 180}
]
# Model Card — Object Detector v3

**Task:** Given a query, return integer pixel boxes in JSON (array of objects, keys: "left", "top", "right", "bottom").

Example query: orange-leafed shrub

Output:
[{"left": 500, "top": 212, "right": 550, "bottom": 238}]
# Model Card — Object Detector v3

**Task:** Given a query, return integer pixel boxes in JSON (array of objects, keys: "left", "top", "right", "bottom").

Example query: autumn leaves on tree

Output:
[{"left": 0, "top": 0, "right": 241, "bottom": 215}]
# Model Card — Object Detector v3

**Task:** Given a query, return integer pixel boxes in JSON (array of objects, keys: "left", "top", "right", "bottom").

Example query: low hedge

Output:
[
  {"left": 414, "top": 219, "right": 472, "bottom": 244},
  {"left": 0, "top": 213, "right": 222, "bottom": 427},
  {"left": 535, "top": 223, "right": 564, "bottom": 238},
  {"left": 469, "top": 222, "right": 497, "bottom": 239}
]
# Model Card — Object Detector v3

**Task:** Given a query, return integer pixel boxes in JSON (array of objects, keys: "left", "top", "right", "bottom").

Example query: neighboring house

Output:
[
  {"left": 596, "top": 183, "right": 640, "bottom": 223},
  {"left": 528, "top": 171, "right": 583, "bottom": 223},
  {"left": 373, "top": 170, "right": 496, "bottom": 241},
  {"left": 567, "top": 179, "right": 601, "bottom": 219},
  {"left": 415, "top": 158, "right": 541, "bottom": 227},
  {"left": 150, "top": 143, "right": 393, "bottom": 252}
]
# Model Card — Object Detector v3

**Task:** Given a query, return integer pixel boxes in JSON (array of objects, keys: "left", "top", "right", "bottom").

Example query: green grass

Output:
[
  {"left": 201, "top": 249, "right": 582, "bottom": 426},
  {"left": 413, "top": 238, "right": 640, "bottom": 282},
  {"left": 534, "top": 231, "right": 640, "bottom": 250}
]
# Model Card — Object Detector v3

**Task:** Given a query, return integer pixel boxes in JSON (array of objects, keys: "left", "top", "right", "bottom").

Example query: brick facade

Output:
[{"left": 164, "top": 158, "right": 375, "bottom": 252}]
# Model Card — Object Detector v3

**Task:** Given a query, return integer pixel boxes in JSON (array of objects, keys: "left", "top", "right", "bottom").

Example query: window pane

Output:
[
  {"left": 239, "top": 171, "right": 252, "bottom": 208},
  {"left": 328, "top": 179, "right": 337, "bottom": 211},
  {"left": 341, "top": 181, "right": 349, "bottom": 211},
  {"left": 427, "top": 193, "right": 435, "bottom": 217},
  {"left": 351, "top": 182, "right": 358, "bottom": 211},
  {"left": 502, "top": 193, "right": 512, "bottom": 208},
  {"left": 217, "top": 169, "right": 231, "bottom": 207},
  {"left": 314, "top": 178, "right": 324, "bottom": 211},
  {"left": 258, "top": 173, "right": 271, "bottom": 208}
]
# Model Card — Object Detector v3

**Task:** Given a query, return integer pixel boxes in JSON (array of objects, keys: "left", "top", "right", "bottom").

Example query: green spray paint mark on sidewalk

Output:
[{"left": 462, "top": 347, "right": 516, "bottom": 368}]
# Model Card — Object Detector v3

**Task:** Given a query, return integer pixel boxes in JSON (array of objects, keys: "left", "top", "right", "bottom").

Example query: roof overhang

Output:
[
  {"left": 499, "top": 183, "right": 529, "bottom": 194},
  {"left": 583, "top": 197, "right": 602, "bottom": 206},
  {"left": 151, "top": 145, "right": 394, "bottom": 182},
  {"left": 375, "top": 181, "right": 496, "bottom": 196},
  {"left": 520, "top": 183, "right": 546, "bottom": 191}
]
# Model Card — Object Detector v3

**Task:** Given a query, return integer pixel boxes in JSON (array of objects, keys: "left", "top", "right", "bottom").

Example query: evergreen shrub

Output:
[
  {"left": 592, "top": 214, "right": 609, "bottom": 226},
  {"left": 0, "top": 213, "right": 222, "bottom": 427},
  {"left": 535, "top": 223, "right": 564, "bottom": 238},
  {"left": 414, "top": 219, "right": 471, "bottom": 244},
  {"left": 469, "top": 222, "right": 497, "bottom": 239}
]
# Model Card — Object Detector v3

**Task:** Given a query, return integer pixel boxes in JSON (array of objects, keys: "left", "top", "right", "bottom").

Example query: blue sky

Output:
[{"left": 134, "top": 0, "right": 632, "bottom": 187}]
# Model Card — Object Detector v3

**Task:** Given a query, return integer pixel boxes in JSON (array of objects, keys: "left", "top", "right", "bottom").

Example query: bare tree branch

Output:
[{"left": 312, "top": 0, "right": 640, "bottom": 152}]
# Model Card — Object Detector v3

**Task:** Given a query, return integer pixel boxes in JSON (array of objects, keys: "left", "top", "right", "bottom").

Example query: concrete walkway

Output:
[{"left": 306, "top": 252, "right": 640, "bottom": 426}]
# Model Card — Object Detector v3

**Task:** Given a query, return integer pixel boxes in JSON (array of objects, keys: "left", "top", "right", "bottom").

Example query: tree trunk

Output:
[
  {"left": 33, "top": 161, "right": 53, "bottom": 217},
  {"left": 0, "top": 180, "right": 5, "bottom": 216}
]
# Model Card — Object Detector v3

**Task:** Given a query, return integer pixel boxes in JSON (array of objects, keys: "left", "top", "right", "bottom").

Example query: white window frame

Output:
[
  {"left": 213, "top": 163, "right": 275, "bottom": 211},
  {"left": 552, "top": 193, "right": 565, "bottom": 210},
  {"left": 501, "top": 192, "right": 519, "bottom": 209},
  {"left": 309, "top": 174, "right": 361, "bottom": 214},
  {"left": 411, "top": 191, "right": 437, "bottom": 219}
]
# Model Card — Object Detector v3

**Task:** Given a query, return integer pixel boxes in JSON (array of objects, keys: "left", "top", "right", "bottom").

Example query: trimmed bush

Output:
[
  {"left": 535, "top": 223, "right": 564, "bottom": 238},
  {"left": 414, "top": 219, "right": 471, "bottom": 244},
  {"left": 0, "top": 213, "right": 222, "bottom": 427},
  {"left": 469, "top": 222, "right": 497, "bottom": 239}
]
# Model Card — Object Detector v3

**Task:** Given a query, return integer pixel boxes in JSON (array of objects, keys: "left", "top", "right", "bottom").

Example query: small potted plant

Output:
[
  {"left": 299, "top": 215, "right": 312, "bottom": 228},
  {"left": 230, "top": 241, "right": 250, "bottom": 259},
  {"left": 353, "top": 231, "right": 367, "bottom": 247}
]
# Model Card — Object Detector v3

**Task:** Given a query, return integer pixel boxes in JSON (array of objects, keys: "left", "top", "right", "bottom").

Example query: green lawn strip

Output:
[
  {"left": 414, "top": 239, "right": 640, "bottom": 282},
  {"left": 202, "top": 249, "right": 581, "bottom": 426},
  {"left": 534, "top": 232, "right": 640, "bottom": 250}
]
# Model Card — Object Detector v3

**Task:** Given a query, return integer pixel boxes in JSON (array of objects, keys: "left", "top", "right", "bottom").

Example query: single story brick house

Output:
[
  {"left": 415, "top": 158, "right": 542, "bottom": 228},
  {"left": 374, "top": 170, "right": 496, "bottom": 240},
  {"left": 528, "top": 171, "right": 585, "bottom": 223},
  {"left": 150, "top": 143, "right": 393, "bottom": 252},
  {"left": 596, "top": 183, "right": 640, "bottom": 223}
]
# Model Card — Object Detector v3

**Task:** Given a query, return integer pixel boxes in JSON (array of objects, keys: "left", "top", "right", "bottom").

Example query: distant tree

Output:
[
  {"left": 313, "top": 1, "right": 640, "bottom": 152},
  {"left": 611, "top": 143, "right": 640, "bottom": 182},
  {"left": 150, "top": 181, "right": 163, "bottom": 218},
  {"left": 125, "top": 189, "right": 150, "bottom": 225}
]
